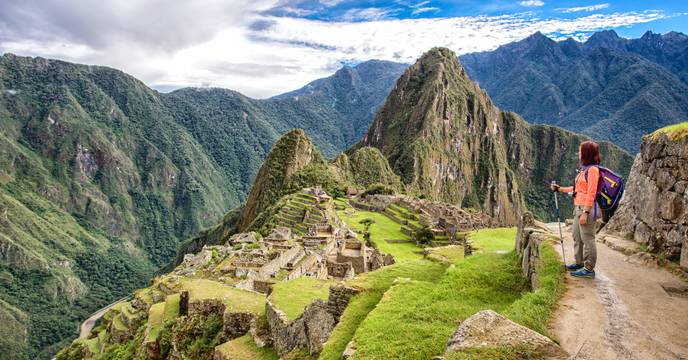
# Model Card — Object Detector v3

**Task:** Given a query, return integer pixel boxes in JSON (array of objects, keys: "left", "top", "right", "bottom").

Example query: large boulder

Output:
[{"left": 445, "top": 310, "right": 566, "bottom": 358}]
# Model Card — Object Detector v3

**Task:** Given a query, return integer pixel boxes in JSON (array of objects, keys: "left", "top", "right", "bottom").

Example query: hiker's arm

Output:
[{"left": 557, "top": 186, "right": 573, "bottom": 193}]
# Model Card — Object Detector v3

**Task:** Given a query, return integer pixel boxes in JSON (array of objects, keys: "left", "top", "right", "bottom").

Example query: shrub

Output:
[{"left": 413, "top": 225, "right": 435, "bottom": 245}]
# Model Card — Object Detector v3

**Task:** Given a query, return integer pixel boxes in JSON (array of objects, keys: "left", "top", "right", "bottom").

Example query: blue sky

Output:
[{"left": 1, "top": 0, "right": 686, "bottom": 97}]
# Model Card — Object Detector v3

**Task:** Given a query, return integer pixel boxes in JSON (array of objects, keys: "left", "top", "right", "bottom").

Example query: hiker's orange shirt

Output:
[{"left": 574, "top": 166, "right": 600, "bottom": 208}]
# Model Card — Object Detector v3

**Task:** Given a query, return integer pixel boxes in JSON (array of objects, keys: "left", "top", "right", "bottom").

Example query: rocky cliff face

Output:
[
  {"left": 358, "top": 47, "right": 633, "bottom": 223},
  {"left": 605, "top": 124, "right": 688, "bottom": 267}
]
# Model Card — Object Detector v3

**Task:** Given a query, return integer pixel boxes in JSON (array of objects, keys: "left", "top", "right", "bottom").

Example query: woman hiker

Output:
[{"left": 550, "top": 140, "right": 601, "bottom": 279}]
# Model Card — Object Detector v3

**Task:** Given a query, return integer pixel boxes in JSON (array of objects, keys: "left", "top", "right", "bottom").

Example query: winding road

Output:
[
  {"left": 549, "top": 223, "right": 688, "bottom": 360},
  {"left": 78, "top": 297, "right": 129, "bottom": 339}
]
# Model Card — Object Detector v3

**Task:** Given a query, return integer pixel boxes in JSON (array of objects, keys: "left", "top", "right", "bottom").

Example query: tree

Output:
[{"left": 414, "top": 225, "right": 434, "bottom": 245}]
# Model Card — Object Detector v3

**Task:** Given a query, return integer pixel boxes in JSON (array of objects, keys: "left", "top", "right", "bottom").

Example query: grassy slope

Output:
[
  {"left": 651, "top": 121, "right": 688, "bottom": 140},
  {"left": 339, "top": 228, "right": 564, "bottom": 359},
  {"left": 270, "top": 277, "right": 335, "bottom": 321},
  {"left": 215, "top": 334, "right": 279, "bottom": 360},
  {"left": 335, "top": 201, "right": 422, "bottom": 261},
  {"left": 318, "top": 260, "right": 447, "bottom": 360}
]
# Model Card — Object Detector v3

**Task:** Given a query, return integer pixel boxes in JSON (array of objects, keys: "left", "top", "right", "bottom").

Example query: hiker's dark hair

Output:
[{"left": 580, "top": 141, "right": 601, "bottom": 166}]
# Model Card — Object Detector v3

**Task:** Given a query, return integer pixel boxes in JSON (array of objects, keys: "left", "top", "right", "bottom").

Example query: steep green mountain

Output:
[
  {"left": 460, "top": 31, "right": 688, "bottom": 152},
  {"left": 358, "top": 47, "right": 634, "bottom": 222}
]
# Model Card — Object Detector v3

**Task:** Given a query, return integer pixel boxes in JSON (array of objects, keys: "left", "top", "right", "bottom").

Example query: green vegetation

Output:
[
  {"left": 336, "top": 205, "right": 422, "bottom": 261},
  {"left": 651, "top": 121, "right": 688, "bottom": 140},
  {"left": 323, "top": 227, "right": 565, "bottom": 359},
  {"left": 215, "top": 334, "right": 280, "bottom": 360},
  {"left": 179, "top": 278, "right": 265, "bottom": 315},
  {"left": 270, "top": 277, "right": 335, "bottom": 321}
]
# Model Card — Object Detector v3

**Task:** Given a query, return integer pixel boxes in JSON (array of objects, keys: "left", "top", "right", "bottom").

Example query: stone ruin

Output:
[{"left": 354, "top": 194, "right": 494, "bottom": 246}]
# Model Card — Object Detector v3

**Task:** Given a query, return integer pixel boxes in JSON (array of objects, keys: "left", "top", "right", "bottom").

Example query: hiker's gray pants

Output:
[{"left": 572, "top": 206, "right": 596, "bottom": 268}]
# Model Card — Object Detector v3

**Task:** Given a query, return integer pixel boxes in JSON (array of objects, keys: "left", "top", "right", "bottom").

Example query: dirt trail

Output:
[{"left": 549, "top": 223, "right": 688, "bottom": 360}]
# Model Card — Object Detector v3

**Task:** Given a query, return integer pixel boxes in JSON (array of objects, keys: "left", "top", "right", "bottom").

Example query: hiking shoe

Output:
[
  {"left": 565, "top": 263, "right": 584, "bottom": 271},
  {"left": 571, "top": 268, "right": 595, "bottom": 278}
]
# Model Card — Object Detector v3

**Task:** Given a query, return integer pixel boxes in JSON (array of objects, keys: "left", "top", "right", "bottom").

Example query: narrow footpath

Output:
[{"left": 549, "top": 223, "right": 688, "bottom": 360}]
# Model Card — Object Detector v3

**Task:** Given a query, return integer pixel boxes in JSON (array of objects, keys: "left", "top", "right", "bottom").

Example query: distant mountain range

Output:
[{"left": 460, "top": 30, "right": 688, "bottom": 152}]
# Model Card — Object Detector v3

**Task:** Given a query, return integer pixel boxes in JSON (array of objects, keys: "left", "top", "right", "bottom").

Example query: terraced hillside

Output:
[{"left": 58, "top": 183, "right": 567, "bottom": 359}]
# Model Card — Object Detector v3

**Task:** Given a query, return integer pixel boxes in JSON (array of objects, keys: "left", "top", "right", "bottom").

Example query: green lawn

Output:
[
  {"left": 336, "top": 206, "right": 423, "bottom": 261},
  {"left": 270, "top": 277, "right": 335, "bottom": 321},
  {"left": 179, "top": 278, "right": 266, "bottom": 315},
  {"left": 467, "top": 227, "right": 518, "bottom": 253},
  {"left": 426, "top": 245, "right": 464, "bottom": 264},
  {"left": 215, "top": 334, "right": 279, "bottom": 360}
]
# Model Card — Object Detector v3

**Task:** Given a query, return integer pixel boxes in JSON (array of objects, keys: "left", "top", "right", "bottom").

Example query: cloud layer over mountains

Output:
[{"left": 0, "top": 0, "right": 682, "bottom": 97}]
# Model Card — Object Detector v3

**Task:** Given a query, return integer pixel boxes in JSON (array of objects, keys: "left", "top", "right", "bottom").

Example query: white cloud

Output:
[
  {"left": 557, "top": 3, "right": 610, "bottom": 13},
  {"left": 0, "top": 0, "right": 673, "bottom": 98},
  {"left": 320, "top": 0, "right": 345, "bottom": 6},
  {"left": 519, "top": 0, "right": 545, "bottom": 7},
  {"left": 412, "top": 7, "right": 440, "bottom": 15},
  {"left": 340, "top": 7, "right": 398, "bottom": 21}
]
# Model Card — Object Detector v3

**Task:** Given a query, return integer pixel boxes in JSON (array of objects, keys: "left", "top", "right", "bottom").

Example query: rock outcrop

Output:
[
  {"left": 444, "top": 310, "right": 566, "bottom": 358},
  {"left": 605, "top": 126, "right": 688, "bottom": 267}
]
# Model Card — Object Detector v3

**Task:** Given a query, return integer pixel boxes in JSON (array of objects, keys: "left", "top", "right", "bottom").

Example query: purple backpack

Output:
[{"left": 581, "top": 165, "right": 625, "bottom": 223}]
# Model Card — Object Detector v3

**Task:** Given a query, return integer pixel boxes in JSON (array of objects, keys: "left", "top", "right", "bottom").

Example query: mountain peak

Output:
[
  {"left": 586, "top": 29, "right": 620, "bottom": 42},
  {"left": 235, "top": 128, "right": 325, "bottom": 231},
  {"left": 641, "top": 30, "right": 659, "bottom": 40},
  {"left": 585, "top": 29, "right": 626, "bottom": 49}
]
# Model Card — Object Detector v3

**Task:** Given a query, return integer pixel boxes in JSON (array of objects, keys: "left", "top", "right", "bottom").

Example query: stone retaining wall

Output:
[
  {"left": 605, "top": 133, "right": 688, "bottom": 268},
  {"left": 515, "top": 212, "right": 553, "bottom": 289},
  {"left": 265, "top": 284, "right": 360, "bottom": 356}
]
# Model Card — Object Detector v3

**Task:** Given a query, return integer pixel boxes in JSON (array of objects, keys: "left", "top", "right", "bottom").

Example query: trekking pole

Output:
[{"left": 551, "top": 180, "right": 567, "bottom": 267}]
